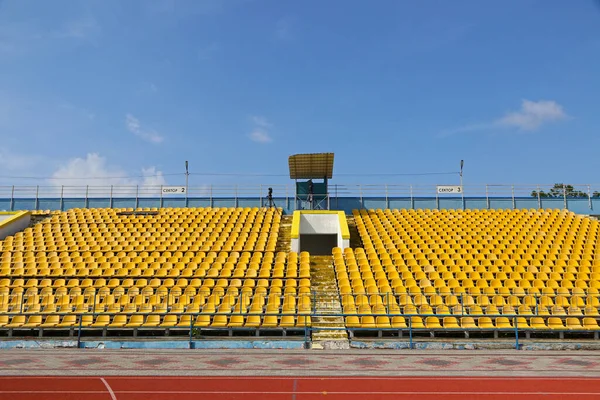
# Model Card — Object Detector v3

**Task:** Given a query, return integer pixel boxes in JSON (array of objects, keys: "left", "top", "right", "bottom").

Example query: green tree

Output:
[{"left": 531, "top": 183, "right": 587, "bottom": 198}]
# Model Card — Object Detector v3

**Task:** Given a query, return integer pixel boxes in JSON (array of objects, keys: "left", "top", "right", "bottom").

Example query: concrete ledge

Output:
[
  {"left": 0, "top": 211, "right": 31, "bottom": 240},
  {"left": 0, "top": 339, "right": 306, "bottom": 350},
  {"left": 351, "top": 340, "right": 600, "bottom": 350}
]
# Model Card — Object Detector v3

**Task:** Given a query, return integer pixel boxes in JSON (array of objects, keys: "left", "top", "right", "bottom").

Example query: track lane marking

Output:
[{"left": 101, "top": 378, "right": 117, "bottom": 400}]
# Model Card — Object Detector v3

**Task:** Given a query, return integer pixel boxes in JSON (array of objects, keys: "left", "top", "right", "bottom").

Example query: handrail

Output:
[{"left": 1, "top": 183, "right": 600, "bottom": 199}]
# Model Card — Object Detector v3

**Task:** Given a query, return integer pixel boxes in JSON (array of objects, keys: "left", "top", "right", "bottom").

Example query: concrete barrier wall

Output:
[{"left": 0, "top": 211, "right": 31, "bottom": 240}]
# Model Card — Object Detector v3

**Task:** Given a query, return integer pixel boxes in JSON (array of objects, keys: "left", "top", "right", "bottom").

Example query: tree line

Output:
[{"left": 531, "top": 183, "right": 600, "bottom": 198}]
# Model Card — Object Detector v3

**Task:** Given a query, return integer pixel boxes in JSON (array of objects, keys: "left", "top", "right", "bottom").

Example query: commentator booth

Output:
[{"left": 288, "top": 153, "right": 333, "bottom": 210}]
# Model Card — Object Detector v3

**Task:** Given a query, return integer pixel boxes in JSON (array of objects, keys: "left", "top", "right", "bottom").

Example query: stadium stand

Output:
[
  {"left": 2, "top": 204, "right": 600, "bottom": 341},
  {"left": 335, "top": 208, "right": 600, "bottom": 336},
  {"left": 0, "top": 207, "right": 311, "bottom": 336}
]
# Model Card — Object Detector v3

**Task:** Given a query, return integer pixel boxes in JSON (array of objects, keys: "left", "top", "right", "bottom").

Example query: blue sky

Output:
[{"left": 1, "top": 0, "right": 600, "bottom": 193}]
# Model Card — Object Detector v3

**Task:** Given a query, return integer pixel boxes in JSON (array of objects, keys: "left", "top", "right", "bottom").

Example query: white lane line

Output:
[
  {"left": 0, "top": 390, "right": 597, "bottom": 396},
  {"left": 93, "top": 376, "right": 600, "bottom": 380},
  {"left": 101, "top": 377, "right": 117, "bottom": 400}
]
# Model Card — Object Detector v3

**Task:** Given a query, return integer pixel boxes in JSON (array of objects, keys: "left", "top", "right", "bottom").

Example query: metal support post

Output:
[
  {"left": 160, "top": 185, "right": 163, "bottom": 209},
  {"left": 514, "top": 316, "right": 519, "bottom": 350},
  {"left": 189, "top": 314, "right": 194, "bottom": 349},
  {"left": 77, "top": 314, "right": 83, "bottom": 348},
  {"left": 109, "top": 185, "right": 113, "bottom": 209},
  {"left": 135, "top": 185, "right": 139, "bottom": 209},
  {"left": 10, "top": 185, "right": 14, "bottom": 211},
  {"left": 511, "top": 185, "right": 515, "bottom": 209},
  {"left": 410, "top": 185, "right": 414, "bottom": 210},
  {"left": 359, "top": 185, "right": 363, "bottom": 209},
  {"left": 537, "top": 186, "right": 541, "bottom": 209},
  {"left": 408, "top": 317, "right": 413, "bottom": 349},
  {"left": 563, "top": 184, "right": 567, "bottom": 209},
  {"left": 85, "top": 185, "right": 88, "bottom": 209},
  {"left": 588, "top": 185, "right": 593, "bottom": 210},
  {"left": 60, "top": 186, "right": 64, "bottom": 211},
  {"left": 486, "top": 185, "right": 490, "bottom": 209},
  {"left": 385, "top": 184, "right": 389, "bottom": 209},
  {"left": 35, "top": 185, "right": 39, "bottom": 211}
]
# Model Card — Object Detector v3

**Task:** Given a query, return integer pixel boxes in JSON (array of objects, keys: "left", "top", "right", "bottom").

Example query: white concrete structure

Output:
[
  {"left": 0, "top": 211, "right": 31, "bottom": 240},
  {"left": 291, "top": 211, "right": 350, "bottom": 253}
]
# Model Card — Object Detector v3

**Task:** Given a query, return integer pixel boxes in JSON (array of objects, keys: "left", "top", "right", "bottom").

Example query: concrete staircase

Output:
[
  {"left": 275, "top": 215, "right": 292, "bottom": 253},
  {"left": 346, "top": 215, "right": 363, "bottom": 248},
  {"left": 309, "top": 255, "right": 349, "bottom": 348},
  {"left": 273, "top": 213, "right": 350, "bottom": 348}
]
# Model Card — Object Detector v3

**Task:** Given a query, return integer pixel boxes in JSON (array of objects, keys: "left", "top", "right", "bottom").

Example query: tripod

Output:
[{"left": 262, "top": 187, "right": 281, "bottom": 214}]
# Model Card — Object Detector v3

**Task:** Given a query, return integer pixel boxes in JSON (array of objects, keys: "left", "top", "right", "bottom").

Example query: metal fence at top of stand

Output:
[
  {"left": 0, "top": 310, "right": 597, "bottom": 350},
  {"left": 1, "top": 183, "right": 600, "bottom": 199}
]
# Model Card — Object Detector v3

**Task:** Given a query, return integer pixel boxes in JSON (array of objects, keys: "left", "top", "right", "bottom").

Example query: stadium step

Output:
[
  {"left": 309, "top": 255, "right": 349, "bottom": 344},
  {"left": 275, "top": 215, "right": 292, "bottom": 252},
  {"left": 346, "top": 216, "right": 363, "bottom": 248},
  {"left": 28, "top": 213, "right": 52, "bottom": 228}
]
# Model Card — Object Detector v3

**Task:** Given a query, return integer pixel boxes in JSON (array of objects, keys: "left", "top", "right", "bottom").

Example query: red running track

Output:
[{"left": 0, "top": 376, "right": 599, "bottom": 399}]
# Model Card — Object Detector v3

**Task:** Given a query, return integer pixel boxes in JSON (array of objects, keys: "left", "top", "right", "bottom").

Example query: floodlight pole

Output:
[
  {"left": 460, "top": 160, "right": 464, "bottom": 188},
  {"left": 185, "top": 161, "right": 189, "bottom": 196}
]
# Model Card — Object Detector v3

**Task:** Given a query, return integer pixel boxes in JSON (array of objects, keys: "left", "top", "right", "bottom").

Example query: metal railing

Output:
[
  {"left": 0, "top": 183, "right": 599, "bottom": 199},
  {"left": 0, "top": 309, "right": 598, "bottom": 350},
  {"left": 2, "top": 183, "right": 600, "bottom": 212}
]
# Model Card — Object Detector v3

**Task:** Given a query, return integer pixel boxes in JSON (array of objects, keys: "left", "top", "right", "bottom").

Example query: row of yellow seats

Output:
[
  {"left": 1, "top": 290, "right": 313, "bottom": 306},
  {"left": 46, "top": 208, "right": 280, "bottom": 220},
  {"left": 338, "top": 263, "right": 600, "bottom": 277},
  {"left": 1, "top": 259, "right": 304, "bottom": 271},
  {"left": 336, "top": 262, "right": 600, "bottom": 281},
  {"left": 338, "top": 269, "right": 600, "bottom": 284},
  {"left": 1, "top": 295, "right": 313, "bottom": 315},
  {"left": 340, "top": 284, "right": 598, "bottom": 297},
  {"left": 339, "top": 277, "right": 600, "bottom": 291},
  {"left": 0, "top": 313, "right": 311, "bottom": 329},
  {"left": 2, "top": 250, "right": 305, "bottom": 263},
  {"left": 356, "top": 208, "right": 573, "bottom": 214},
  {"left": 1, "top": 284, "right": 310, "bottom": 303},
  {"left": 1, "top": 277, "right": 307, "bottom": 292},
  {"left": 1, "top": 290, "right": 313, "bottom": 313},
  {"left": 346, "top": 315, "right": 600, "bottom": 330},
  {"left": 342, "top": 303, "right": 600, "bottom": 318},
  {"left": 4, "top": 237, "right": 278, "bottom": 247},
  {"left": 6, "top": 237, "right": 277, "bottom": 245},
  {"left": 2, "top": 243, "right": 279, "bottom": 254},
  {"left": 28, "top": 223, "right": 278, "bottom": 233},
  {"left": 342, "top": 293, "right": 600, "bottom": 307},
  {"left": 2, "top": 289, "right": 312, "bottom": 308},
  {"left": 0, "top": 251, "right": 300, "bottom": 266},
  {"left": 0, "top": 264, "right": 310, "bottom": 279}
]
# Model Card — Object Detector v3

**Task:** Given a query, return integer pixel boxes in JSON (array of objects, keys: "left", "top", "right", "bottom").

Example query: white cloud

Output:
[
  {"left": 140, "top": 166, "right": 167, "bottom": 186},
  {"left": 497, "top": 99, "right": 567, "bottom": 131},
  {"left": 125, "top": 114, "right": 164, "bottom": 144},
  {"left": 251, "top": 115, "right": 273, "bottom": 128},
  {"left": 441, "top": 99, "right": 568, "bottom": 136},
  {"left": 248, "top": 129, "right": 272, "bottom": 143},
  {"left": 248, "top": 115, "right": 273, "bottom": 143},
  {"left": 50, "top": 153, "right": 168, "bottom": 196}
]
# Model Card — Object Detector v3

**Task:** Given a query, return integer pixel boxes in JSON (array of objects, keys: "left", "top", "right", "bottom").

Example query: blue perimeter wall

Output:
[{"left": 1, "top": 196, "right": 599, "bottom": 215}]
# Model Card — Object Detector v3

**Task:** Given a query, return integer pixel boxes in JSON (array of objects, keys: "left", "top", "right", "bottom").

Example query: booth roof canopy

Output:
[{"left": 288, "top": 153, "right": 334, "bottom": 180}]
